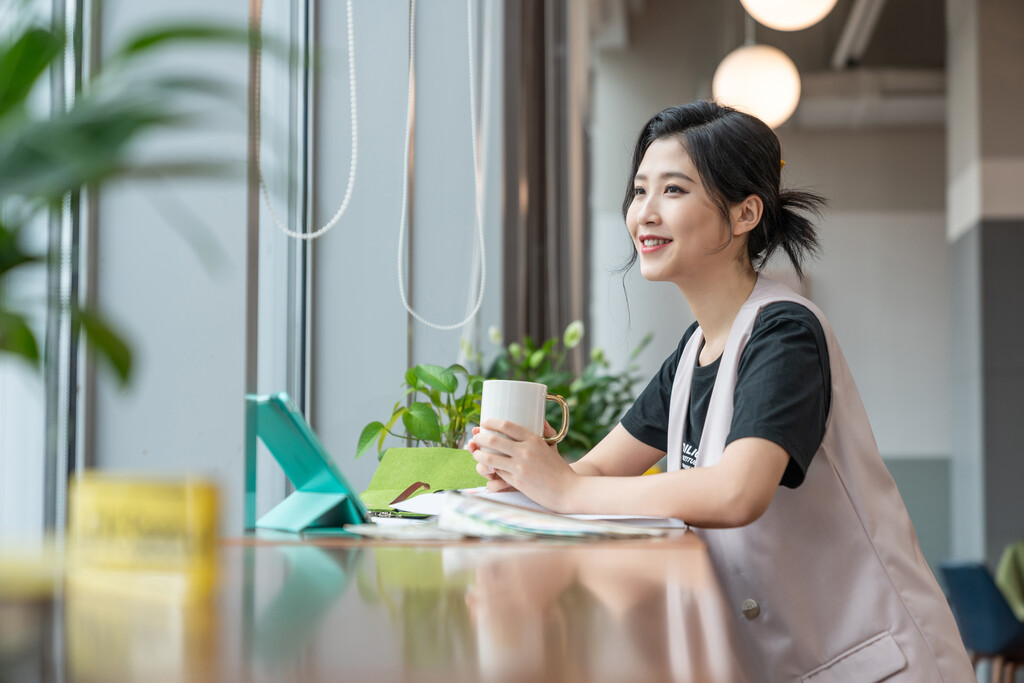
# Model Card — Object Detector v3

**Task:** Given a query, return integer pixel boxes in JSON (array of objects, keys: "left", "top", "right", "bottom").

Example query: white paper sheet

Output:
[{"left": 391, "top": 488, "right": 686, "bottom": 527}]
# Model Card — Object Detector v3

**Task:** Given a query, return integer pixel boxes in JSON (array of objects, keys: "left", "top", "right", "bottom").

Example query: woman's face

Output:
[{"left": 626, "top": 137, "right": 737, "bottom": 285}]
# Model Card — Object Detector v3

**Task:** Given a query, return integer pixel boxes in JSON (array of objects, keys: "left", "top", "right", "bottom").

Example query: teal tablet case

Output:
[{"left": 247, "top": 392, "right": 370, "bottom": 533}]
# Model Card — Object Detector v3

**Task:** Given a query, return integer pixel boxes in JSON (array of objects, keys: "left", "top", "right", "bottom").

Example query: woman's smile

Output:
[{"left": 638, "top": 234, "right": 673, "bottom": 254}]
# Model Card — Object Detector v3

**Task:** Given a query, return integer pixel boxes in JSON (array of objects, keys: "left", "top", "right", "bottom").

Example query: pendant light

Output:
[
  {"left": 739, "top": 0, "right": 838, "bottom": 31},
  {"left": 712, "top": 14, "right": 801, "bottom": 129}
]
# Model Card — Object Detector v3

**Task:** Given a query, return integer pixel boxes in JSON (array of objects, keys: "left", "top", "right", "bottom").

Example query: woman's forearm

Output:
[
  {"left": 569, "top": 460, "right": 605, "bottom": 476},
  {"left": 562, "top": 437, "right": 790, "bottom": 528},
  {"left": 562, "top": 467, "right": 746, "bottom": 527}
]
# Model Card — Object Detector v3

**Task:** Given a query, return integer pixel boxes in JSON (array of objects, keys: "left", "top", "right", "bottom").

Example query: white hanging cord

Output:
[
  {"left": 254, "top": 0, "right": 357, "bottom": 240},
  {"left": 457, "top": 0, "right": 493, "bottom": 363},
  {"left": 397, "top": 0, "right": 486, "bottom": 331}
]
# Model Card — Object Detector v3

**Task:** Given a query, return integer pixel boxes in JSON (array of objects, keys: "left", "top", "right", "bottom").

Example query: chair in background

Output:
[
  {"left": 941, "top": 560, "right": 1024, "bottom": 683},
  {"left": 997, "top": 540, "right": 1024, "bottom": 622}
]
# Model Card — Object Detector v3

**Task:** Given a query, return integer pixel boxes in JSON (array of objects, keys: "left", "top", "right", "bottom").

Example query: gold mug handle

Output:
[{"left": 543, "top": 394, "right": 570, "bottom": 444}]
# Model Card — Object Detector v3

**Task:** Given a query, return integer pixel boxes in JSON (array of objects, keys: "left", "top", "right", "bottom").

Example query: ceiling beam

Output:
[{"left": 832, "top": 0, "right": 889, "bottom": 70}]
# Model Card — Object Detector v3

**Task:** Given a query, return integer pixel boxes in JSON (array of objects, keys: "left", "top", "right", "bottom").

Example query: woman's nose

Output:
[{"left": 636, "top": 197, "right": 659, "bottom": 225}]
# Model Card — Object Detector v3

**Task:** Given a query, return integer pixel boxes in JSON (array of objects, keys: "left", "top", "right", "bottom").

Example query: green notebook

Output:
[{"left": 360, "top": 447, "right": 486, "bottom": 515}]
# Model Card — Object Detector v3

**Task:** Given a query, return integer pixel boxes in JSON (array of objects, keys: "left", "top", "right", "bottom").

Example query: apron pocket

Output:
[{"left": 801, "top": 631, "right": 907, "bottom": 683}]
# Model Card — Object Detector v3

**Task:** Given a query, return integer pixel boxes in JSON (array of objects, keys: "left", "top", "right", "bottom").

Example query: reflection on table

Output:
[{"left": 48, "top": 532, "right": 752, "bottom": 682}]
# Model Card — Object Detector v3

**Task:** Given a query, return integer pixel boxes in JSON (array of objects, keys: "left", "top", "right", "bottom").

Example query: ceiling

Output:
[
  {"left": 758, "top": 0, "right": 945, "bottom": 71},
  {"left": 592, "top": 0, "right": 948, "bottom": 129}
]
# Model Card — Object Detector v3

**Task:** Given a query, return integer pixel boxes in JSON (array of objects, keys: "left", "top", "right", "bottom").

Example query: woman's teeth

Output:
[{"left": 642, "top": 238, "right": 670, "bottom": 247}]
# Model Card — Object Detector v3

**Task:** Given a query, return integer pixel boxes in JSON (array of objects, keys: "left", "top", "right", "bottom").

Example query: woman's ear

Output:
[{"left": 732, "top": 195, "right": 763, "bottom": 237}]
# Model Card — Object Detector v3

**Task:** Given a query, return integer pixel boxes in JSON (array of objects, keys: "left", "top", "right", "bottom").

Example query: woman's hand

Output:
[
  {"left": 469, "top": 419, "right": 578, "bottom": 511},
  {"left": 467, "top": 426, "right": 517, "bottom": 493}
]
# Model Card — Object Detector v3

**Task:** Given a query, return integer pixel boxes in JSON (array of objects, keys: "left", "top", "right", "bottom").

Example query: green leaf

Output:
[
  {"left": 427, "top": 388, "right": 444, "bottom": 410},
  {"left": 563, "top": 320, "right": 584, "bottom": 349},
  {"left": 75, "top": 307, "right": 132, "bottom": 385},
  {"left": 538, "top": 371, "right": 574, "bottom": 388},
  {"left": 356, "top": 422, "right": 385, "bottom": 459},
  {"left": 0, "top": 221, "right": 40, "bottom": 276},
  {"left": 383, "top": 407, "right": 408, "bottom": 434},
  {"left": 527, "top": 348, "right": 547, "bottom": 369},
  {"left": 402, "top": 402, "right": 442, "bottom": 443},
  {"left": 0, "top": 27, "right": 63, "bottom": 121},
  {"left": 414, "top": 364, "right": 457, "bottom": 394},
  {"left": 0, "top": 95, "right": 178, "bottom": 201},
  {"left": 381, "top": 407, "right": 408, "bottom": 450},
  {"left": 107, "top": 24, "right": 253, "bottom": 62},
  {"left": 0, "top": 311, "right": 39, "bottom": 362}
]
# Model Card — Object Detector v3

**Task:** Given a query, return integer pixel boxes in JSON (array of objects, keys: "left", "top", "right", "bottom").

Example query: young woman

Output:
[{"left": 470, "top": 101, "right": 974, "bottom": 682}]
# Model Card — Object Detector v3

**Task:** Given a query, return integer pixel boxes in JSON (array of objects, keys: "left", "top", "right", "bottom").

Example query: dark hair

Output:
[{"left": 621, "top": 100, "right": 825, "bottom": 279}]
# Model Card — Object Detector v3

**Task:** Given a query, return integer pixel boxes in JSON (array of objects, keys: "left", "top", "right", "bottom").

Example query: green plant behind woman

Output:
[
  {"left": 481, "top": 322, "right": 651, "bottom": 462},
  {"left": 357, "top": 321, "right": 651, "bottom": 463}
]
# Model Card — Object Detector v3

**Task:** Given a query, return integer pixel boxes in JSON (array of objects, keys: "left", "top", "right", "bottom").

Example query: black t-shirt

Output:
[{"left": 621, "top": 302, "right": 831, "bottom": 488}]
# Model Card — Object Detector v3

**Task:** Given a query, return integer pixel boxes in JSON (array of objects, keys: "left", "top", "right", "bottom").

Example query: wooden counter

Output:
[{"left": 26, "top": 531, "right": 753, "bottom": 682}]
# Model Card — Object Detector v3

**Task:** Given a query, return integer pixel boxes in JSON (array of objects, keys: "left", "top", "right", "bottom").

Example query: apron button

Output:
[{"left": 741, "top": 599, "right": 760, "bottom": 619}]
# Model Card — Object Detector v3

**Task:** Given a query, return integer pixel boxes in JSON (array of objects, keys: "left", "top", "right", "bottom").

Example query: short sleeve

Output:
[
  {"left": 620, "top": 322, "right": 699, "bottom": 452},
  {"left": 727, "top": 303, "right": 831, "bottom": 488}
]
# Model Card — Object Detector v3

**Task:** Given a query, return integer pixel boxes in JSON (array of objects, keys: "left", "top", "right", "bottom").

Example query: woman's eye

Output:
[
  {"left": 666, "top": 185, "right": 685, "bottom": 194},
  {"left": 633, "top": 187, "right": 646, "bottom": 197}
]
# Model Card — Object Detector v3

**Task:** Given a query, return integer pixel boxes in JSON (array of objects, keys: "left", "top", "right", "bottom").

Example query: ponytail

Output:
[{"left": 749, "top": 188, "right": 826, "bottom": 280}]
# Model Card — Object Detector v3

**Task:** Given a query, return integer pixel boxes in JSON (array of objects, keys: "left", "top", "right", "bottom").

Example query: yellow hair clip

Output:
[{"left": 780, "top": 160, "right": 786, "bottom": 170}]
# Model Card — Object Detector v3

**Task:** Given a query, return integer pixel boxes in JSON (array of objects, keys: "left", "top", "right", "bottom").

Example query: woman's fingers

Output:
[
  {"left": 474, "top": 460, "right": 516, "bottom": 492},
  {"left": 472, "top": 438, "right": 510, "bottom": 471},
  {"left": 472, "top": 427, "right": 518, "bottom": 457},
  {"left": 479, "top": 418, "right": 537, "bottom": 443},
  {"left": 487, "top": 477, "right": 515, "bottom": 493}
]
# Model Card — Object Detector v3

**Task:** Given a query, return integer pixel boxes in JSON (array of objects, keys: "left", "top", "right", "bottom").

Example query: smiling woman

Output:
[{"left": 469, "top": 100, "right": 975, "bottom": 682}]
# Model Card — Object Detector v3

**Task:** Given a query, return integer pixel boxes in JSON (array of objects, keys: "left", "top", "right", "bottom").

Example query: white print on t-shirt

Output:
[{"left": 681, "top": 442, "right": 698, "bottom": 469}]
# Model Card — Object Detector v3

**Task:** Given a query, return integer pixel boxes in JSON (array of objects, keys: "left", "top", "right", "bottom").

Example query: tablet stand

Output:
[{"left": 247, "top": 393, "right": 370, "bottom": 533}]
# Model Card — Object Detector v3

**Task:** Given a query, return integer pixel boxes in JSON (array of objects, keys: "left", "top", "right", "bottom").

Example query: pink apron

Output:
[{"left": 666, "top": 275, "right": 974, "bottom": 682}]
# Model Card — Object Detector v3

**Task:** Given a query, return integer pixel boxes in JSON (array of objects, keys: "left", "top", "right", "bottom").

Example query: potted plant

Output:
[
  {"left": 481, "top": 321, "right": 652, "bottom": 462},
  {"left": 355, "top": 363, "right": 487, "bottom": 512}
]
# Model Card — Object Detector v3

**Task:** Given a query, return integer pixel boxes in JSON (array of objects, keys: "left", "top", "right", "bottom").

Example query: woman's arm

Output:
[
  {"left": 570, "top": 424, "right": 665, "bottom": 477},
  {"left": 566, "top": 437, "right": 790, "bottom": 526},
  {"left": 472, "top": 419, "right": 789, "bottom": 527}
]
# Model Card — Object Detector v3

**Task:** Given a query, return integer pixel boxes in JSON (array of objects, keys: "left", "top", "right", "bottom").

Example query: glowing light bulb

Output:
[
  {"left": 740, "top": 0, "right": 839, "bottom": 31},
  {"left": 712, "top": 44, "right": 801, "bottom": 129}
]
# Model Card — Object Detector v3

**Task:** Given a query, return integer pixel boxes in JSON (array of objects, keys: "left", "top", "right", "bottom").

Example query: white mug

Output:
[{"left": 478, "top": 380, "right": 569, "bottom": 452}]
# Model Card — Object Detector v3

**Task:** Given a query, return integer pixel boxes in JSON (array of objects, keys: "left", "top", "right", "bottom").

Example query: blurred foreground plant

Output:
[{"left": 0, "top": 7, "right": 251, "bottom": 382}]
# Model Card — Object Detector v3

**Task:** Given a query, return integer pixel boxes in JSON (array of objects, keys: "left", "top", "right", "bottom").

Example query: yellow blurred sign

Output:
[{"left": 67, "top": 474, "right": 219, "bottom": 603}]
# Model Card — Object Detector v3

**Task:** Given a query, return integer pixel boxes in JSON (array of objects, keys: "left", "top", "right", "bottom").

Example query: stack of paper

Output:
[{"left": 435, "top": 492, "right": 668, "bottom": 539}]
